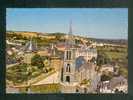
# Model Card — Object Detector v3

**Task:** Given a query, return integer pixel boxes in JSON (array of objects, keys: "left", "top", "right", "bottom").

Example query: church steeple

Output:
[
  {"left": 69, "top": 20, "right": 72, "bottom": 35},
  {"left": 65, "top": 20, "right": 75, "bottom": 48}
]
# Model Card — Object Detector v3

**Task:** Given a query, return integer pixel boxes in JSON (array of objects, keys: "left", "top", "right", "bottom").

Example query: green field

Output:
[
  {"left": 97, "top": 45, "right": 128, "bottom": 78},
  {"left": 97, "top": 45, "right": 128, "bottom": 67}
]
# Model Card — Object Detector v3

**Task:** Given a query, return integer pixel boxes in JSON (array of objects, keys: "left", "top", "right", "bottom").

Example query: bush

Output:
[
  {"left": 31, "top": 71, "right": 41, "bottom": 77},
  {"left": 119, "top": 67, "right": 128, "bottom": 78}
]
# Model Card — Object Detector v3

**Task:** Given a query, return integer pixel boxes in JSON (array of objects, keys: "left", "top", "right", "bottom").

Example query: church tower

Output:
[{"left": 61, "top": 21, "right": 76, "bottom": 83}]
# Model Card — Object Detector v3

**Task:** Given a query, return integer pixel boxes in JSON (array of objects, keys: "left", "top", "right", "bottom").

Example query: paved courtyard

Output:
[{"left": 33, "top": 71, "right": 59, "bottom": 85}]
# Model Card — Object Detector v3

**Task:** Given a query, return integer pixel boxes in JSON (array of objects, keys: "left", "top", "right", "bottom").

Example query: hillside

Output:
[{"left": 6, "top": 31, "right": 128, "bottom": 46}]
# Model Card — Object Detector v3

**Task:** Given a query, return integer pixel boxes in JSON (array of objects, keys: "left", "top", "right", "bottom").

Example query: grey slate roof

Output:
[
  {"left": 23, "top": 39, "right": 37, "bottom": 52},
  {"left": 75, "top": 56, "right": 86, "bottom": 69},
  {"left": 109, "top": 75, "right": 127, "bottom": 89}
]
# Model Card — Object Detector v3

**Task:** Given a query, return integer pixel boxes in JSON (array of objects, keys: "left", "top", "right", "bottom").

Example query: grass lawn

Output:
[{"left": 19, "top": 83, "right": 61, "bottom": 93}]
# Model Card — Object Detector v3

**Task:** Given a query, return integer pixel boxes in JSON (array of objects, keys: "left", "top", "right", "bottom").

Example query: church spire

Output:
[
  {"left": 65, "top": 20, "right": 75, "bottom": 48},
  {"left": 69, "top": 20, "right": 75, "bottom": 47},
  {"left": 69, "top": 20, "right": 72, "bottom": 35}
]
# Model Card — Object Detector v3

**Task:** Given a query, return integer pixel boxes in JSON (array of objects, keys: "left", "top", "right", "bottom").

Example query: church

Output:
[{"left": 59, "top": 21, "right": 99, "bottom": 93}]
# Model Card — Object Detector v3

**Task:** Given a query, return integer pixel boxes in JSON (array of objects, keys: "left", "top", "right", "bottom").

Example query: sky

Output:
[{"left": 6, "top": 8, "right": 128, "bottom": 39}]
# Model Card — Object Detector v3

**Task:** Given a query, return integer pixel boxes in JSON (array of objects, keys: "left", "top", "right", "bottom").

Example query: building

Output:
[
  {"left": 97, "top": 75, "right": 128, "bottom": 93},
  {"left": 39, "top": 35, "right": 56, "bottom": 39},
  {"left": 23, "top": 38, "right": 38, "bottom": 64},
  {"left": 60, "top": 21, "right": 98, "bottom": 93},
  {"left": 100, "top": 64, "right": 114, "bottom": 74},
  {"left": 50, "top": 57, "right": 63, "bottom": 71},
  {"left": 75, "top": 45, "right": 97, "bottom": 61},
  {"left": 110, "top": 75, "right": 128, "bottom": 93}
]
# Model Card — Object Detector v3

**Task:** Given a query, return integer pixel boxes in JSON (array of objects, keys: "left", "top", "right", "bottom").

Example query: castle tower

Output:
[
  {"left": 23, "top": 38, "right": 37, "bottom": 64},
  {"left": 50, "top": 43, "right": 62, "bottom": 71}
]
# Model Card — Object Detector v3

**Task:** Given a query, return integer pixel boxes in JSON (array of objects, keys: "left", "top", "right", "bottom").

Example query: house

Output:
[
  {"left": 100, "top": 64, "right": 114, "bottom": 74},
  {"left": 97, "top": 75, "right": 128, "bottom": 93}
]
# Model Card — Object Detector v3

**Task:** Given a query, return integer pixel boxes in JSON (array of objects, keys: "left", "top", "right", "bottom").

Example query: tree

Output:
[
  {"left": 90, "top": 57, "right": 96, "bottom": 63},
  {"left": 56, "top": 34, "right": 61, "bottom": 41},
  {"left": 119, "top": 67, "right": 128, "bottom": 78},
  {"left": 101, "top": 74, "right": 112, "bottom": 81},
  {"left": 114, "top": 89, "right": 119, "bottom": 93},
  {"left": 97, "top": 54, "right": 104, "bottom": 66},
  {"left": 97, "top": 51, "right": 111, "bottom": 66},
  {"left": 31, "top": 54, "right": 44, "bottom": 69}
]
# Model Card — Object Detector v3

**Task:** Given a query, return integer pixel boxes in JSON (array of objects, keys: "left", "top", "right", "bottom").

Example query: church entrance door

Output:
[{"left": 66, "top": 76, "right": 70, "bottom": 82}]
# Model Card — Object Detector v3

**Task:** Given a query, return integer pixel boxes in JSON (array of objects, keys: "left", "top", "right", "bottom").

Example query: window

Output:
[
  {"left": 61, "top": 68, "right": 63, "bottom": 82},
  {"left": 76, "top": 89, "right": 79, "bottom": 92},
  {"left": 84, "top": 88, "right": 87, "bottom": 93},
  {"left": 66, "top": 50, "right": 72, "bottom": 60},
  {"left": 66, "top": 51, "right": 69, "bottom": 60},
  {"left": 66, "top": 63, "right": 71, "bottom": 72}
]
